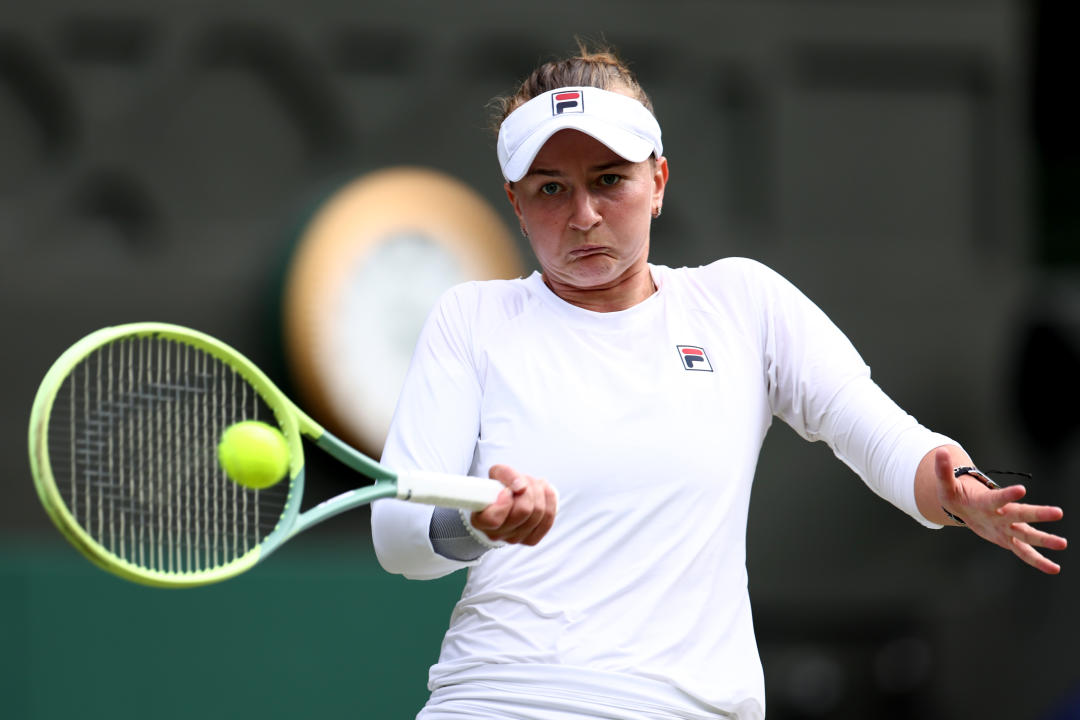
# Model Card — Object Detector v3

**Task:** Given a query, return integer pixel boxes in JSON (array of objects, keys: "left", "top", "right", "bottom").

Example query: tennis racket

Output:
[{"left": 28, "top": 322, "right": 503, "bottom": 588}]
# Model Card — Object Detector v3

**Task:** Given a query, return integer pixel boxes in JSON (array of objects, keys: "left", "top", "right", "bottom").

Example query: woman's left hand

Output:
[{"left": 934, "top": 448, "right": 1067, "bottom": 574}]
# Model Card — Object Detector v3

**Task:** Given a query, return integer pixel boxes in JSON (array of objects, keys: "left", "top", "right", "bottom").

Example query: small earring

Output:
[
  {"left": 652, "top": 206, "right": 662, "bottom": 219},
  {"left": 520, "top": 226, "right": 529, "bottom": 239}
]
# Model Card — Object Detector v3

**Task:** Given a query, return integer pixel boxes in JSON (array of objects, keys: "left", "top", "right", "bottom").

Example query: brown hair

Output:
[{"left": 490, "top": 40, "right": 654, "bottom": 135}]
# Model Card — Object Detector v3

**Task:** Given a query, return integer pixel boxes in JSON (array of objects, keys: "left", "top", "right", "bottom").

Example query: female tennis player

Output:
[{"left": 371, "top": 44, "right": 1067, "bottom": 720}]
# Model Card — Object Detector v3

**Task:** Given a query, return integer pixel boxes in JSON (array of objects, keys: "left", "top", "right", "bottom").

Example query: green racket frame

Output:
[{"left": 29, "top": 323, "right": 413, "bottom": 588}]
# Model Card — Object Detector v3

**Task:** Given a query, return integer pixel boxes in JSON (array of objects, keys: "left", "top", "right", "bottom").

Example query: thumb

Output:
[
  {"left": 488, "top": 464, "right": 527, "bottom": 493},
  {"left": 935, "top": 448, "right": 959, "bottom": 499}
]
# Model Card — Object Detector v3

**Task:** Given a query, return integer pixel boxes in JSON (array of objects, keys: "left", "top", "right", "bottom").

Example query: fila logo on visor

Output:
[
  {"left": 677, "top": 345, "right": 713, "bottom": 372},
  {"left": 552, "top": 90, "right": 583, "bottom": 115}
]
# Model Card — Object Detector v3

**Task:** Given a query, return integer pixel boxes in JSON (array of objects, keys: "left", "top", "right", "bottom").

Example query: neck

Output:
[{"left": 542, "top": 265, "right": 656, "bottom": 312}]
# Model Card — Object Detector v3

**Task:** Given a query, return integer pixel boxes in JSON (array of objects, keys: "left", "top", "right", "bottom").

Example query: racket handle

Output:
[{"left": 395, "top": 471, "right": 504, "bottom": 510}]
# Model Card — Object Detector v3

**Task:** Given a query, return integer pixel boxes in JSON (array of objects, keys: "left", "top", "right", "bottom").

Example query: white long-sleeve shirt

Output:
[{"left": 372, "top": 258, "right": 950, "bottom": 719}]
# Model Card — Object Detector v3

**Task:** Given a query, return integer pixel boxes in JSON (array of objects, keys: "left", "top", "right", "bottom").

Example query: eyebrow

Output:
[{"left": 523, "top": 160, "right": 634, "bottom": 180}]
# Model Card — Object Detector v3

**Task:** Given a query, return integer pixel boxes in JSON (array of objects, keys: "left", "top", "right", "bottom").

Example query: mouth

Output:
[{"left": 569, "top": 245, "right": 609, "bottom": 258}]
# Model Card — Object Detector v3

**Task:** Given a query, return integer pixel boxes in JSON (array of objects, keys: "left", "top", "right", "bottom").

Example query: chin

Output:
[{"left": 561, "top": 263, "right": 618, "bottom": 285}]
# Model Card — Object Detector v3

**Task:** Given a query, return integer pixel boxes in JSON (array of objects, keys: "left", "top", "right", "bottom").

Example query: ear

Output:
[
  {"left": 651, "top": 156, "right": 669, "bottom": 209},
  {"left": 504, "top": 181, "right": 524, "bottom": 224}
]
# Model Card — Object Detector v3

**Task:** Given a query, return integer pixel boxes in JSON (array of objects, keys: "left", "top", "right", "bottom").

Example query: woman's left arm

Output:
[{"left": 915, "top": 446, "right": 1067, "bottom": 574}]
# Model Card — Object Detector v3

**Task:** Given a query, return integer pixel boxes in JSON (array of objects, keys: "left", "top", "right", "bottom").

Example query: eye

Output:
[
  {"left": 540, "top": 182, "right": 561, "bottom": 196},
  {"left": 598, "top": 174, "right": 621, "bottom": 187}
]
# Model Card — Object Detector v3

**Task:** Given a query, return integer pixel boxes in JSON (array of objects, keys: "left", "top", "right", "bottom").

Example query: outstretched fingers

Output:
[
  {"left": 1009, "top": 521, "right": 1068, "bottom": 552},
  {"left": 1010, "top": 536, "right": 1063, "bottom": 575},
  {"left": 999, "top": 502, "right": 1064, "bottom": 524},
  {"left": 997, "top": 506, "right": 1067, "bottom": 574}
]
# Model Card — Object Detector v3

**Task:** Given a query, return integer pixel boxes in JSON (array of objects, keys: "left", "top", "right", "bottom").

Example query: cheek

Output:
[
  {"left": 611, "top": 178, "right": 655, "bottom": 210},
  {"left": 519, "top": 200, "right": 563, "bottom": 234},
  {"left": 607, "top": 192, "right": 653, "bottom": 229},
  {"left": 525, "top": 229, "right": 558, "bottom": 263}
]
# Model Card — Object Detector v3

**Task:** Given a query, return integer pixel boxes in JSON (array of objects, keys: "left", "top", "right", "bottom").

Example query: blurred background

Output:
[{"left": 2, "top": 0, "right": 1077, "bottom": 718}]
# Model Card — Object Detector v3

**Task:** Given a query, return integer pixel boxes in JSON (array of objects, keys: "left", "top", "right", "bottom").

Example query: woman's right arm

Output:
[{"left": 370, "top": 285, "right": 488, "bottom": 580}]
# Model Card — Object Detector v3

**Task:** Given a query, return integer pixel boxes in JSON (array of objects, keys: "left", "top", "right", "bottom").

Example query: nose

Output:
[{"left": 567, "top": 188, "right": 601, "bottom": 232}]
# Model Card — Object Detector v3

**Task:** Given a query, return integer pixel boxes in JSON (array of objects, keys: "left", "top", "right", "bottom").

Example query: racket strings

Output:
[{"left": 48, "top": 336, "right": 289, "bottom": 574}]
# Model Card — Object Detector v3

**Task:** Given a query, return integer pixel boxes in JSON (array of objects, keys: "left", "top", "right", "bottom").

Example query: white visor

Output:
[{"left": 497, "top": 86, "right": 663, "bottom": 182}]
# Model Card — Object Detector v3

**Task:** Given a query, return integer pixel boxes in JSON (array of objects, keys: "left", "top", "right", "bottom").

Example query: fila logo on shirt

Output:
[
  {"left": 677, "top": 345, "right": 713, "bottom": 372},
  {"left": 552, "top": 90, "right": 584, "bottom": 115}
]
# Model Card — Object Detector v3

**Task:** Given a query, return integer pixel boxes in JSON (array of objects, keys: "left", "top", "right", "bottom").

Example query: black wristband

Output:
[
  {"left": 952, "top": 466, "right": 1001, "bottom": 490},
  {"left": 942, "top": 466, "right": 1001, "bottom": 526}
]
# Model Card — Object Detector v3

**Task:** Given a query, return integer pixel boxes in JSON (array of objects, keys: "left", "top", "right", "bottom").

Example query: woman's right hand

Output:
[{"left": 470, "top": 464, "right": 558, "bottom": 546}]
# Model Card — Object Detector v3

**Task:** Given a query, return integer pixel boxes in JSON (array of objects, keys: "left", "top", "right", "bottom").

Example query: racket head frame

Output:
[{"left": 28, "top": 322, "right": 317, "bottom": 587}]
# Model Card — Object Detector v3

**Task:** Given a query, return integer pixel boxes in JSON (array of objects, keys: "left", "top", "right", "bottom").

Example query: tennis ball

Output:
[{"left": 217, "top": 421, "right": 290, "bottom": 489}]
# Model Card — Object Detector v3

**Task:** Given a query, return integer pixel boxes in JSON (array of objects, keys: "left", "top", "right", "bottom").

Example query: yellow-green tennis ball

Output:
[{"left": 217, "top": 421, "right": 290, "bottom": 489}]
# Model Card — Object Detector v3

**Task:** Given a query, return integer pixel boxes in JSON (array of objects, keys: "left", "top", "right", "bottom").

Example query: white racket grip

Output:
[{"left": 395, "top": 470, "right": 504, "bottom": 510}]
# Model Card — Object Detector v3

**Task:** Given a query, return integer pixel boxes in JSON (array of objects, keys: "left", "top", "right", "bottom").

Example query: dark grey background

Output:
[{"left": 2, "top": 1, "right": 1077, "bottom": 718}]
